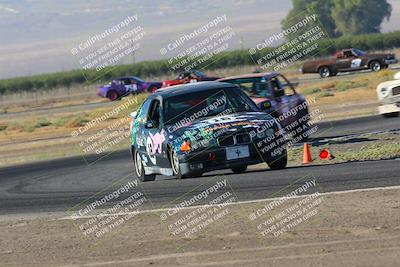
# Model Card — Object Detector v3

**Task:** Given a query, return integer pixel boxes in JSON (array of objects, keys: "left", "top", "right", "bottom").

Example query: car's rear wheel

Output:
[
  {"left": 382, "top": 112, "right": 399, "bottom": 118},
  {"left": 134, "top": 150, "right": 156, "bottom": 182},
  {"left": 107, "top": 90, "right": 119, "bottom": 101},
  {"left": 369, "top": 60, "right": 382, "bottom": 72},
  {"left": 318, "top": 66, "right": 331, "bottom": 78},
  {"left": 267, "top": 152, "right": 288, "bottom": 170},
  {"left": 231, "top": 165, "right": 248, "bottom": 174}
]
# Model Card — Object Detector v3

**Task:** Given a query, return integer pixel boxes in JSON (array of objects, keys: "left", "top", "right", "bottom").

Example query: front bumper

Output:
[
  {"left": 178, "top": 143, "right": 284, "bottom": 175},
  {"left": 378, "top": 102, "right": 400, "bottom": 114},
  {"left": 385, "top": 59, "right": 398, "bottom": 65}
]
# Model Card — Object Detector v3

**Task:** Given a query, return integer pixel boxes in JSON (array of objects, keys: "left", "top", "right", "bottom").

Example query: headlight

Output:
[{"left": 380, "top": 87, "right": 390, "bottom": 98}]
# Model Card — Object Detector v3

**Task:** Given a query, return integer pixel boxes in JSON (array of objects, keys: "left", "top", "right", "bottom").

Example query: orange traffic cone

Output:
[
  {"left": 319, "top": 148, "right": 335, "bottom": 160},
  {"left": 303, "top": 143, "right": 312, "bottom": 164}
]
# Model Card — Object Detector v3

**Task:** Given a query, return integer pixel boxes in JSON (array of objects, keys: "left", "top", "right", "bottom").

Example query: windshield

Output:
[
  {"left": 352, "top": 48, "right": 366, "bottom": 56},
  {"left": 222, "top": 77, "right": 272, "bottom": 98},
  {"left": 163, "top": 87, "right": 259, "bottom": 125}
]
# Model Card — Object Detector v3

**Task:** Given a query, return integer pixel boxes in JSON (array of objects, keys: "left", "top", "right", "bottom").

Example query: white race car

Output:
[{"left": 377, "top": 72, "right": 400, "bottom": 118}]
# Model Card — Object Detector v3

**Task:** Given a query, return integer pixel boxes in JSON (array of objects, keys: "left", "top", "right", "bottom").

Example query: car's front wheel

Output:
[
  {"left": 267, "top": 152, "right": 288, "bottom": 170},
  {"left": 133, "top": 150, "right": 156, "bottom": 182},
  {"left": 170, "top": 148, "right": 186, "bottom": 179},
  {"left": 369, "top": 60, "right": 382, "bottom": 72}
]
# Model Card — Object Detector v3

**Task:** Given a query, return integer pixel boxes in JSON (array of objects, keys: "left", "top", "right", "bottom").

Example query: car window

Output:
[
  {"left": 136, "top": 98, "right": 152, "bottom": 125},
  {"left": 163, "top": 87, "right": 258, "bottom": 125},
  {"left": 124, "top": 79, "right": 130, "bottom": 85},
  {"left": 147, "top": 99, "right": 161, "bottom": 127},
  {"left": 270, "top": 77, "right": 284, "bottom": 97},
  {"left": 270, "top": 75, "right": 294, "bottom": 97},
  {"left": 344, "top": 51, "right": 353, "bottom": 58},
  {"left": 224, "top": 77, "right": 271, "bottom": 98},
  {"left": 353, "top": 49, "right": 366, "bottom": 56},
  {"left": 194, "top": 70, "right": 205, "bottom": 77}
]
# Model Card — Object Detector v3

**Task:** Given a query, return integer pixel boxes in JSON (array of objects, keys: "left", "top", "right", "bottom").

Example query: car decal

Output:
[
  {"left": 351, "top": 58, "right": 362, "bottom": 68},
  {"left": 149, "top": 129, "right": 166, "bottom": 154},
  {"left": 146, "top": 137, "right": 157, "bottom": 164}
]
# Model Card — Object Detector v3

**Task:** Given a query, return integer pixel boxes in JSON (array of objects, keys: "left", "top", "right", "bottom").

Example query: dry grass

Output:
[{"left": 0, "top": 58, "right": 398, "bottom": 166}]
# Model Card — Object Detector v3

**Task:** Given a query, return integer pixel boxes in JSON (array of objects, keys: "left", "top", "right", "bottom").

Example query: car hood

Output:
[
  {"left": 368, "top": 53, "right": 395, "bottom": 58},
  {"left": 167, "top": 112, "right": 277, "bottom": 149}
]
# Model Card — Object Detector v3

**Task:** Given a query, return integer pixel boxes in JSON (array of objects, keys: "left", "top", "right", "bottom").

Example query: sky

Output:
[{"left": 0, "top": 0, "right": 399, "bottom": 79}]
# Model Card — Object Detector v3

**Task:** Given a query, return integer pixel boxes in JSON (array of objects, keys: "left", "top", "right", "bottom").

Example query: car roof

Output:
[
  {"left": 153, "top": 81, "right": 237, "bottom": 98},
  {"left": 217, "top": 72, "right": 279, "bottom": 81},
  {"left": 117, "top": 76, "right": 140, "bottom": 80}
]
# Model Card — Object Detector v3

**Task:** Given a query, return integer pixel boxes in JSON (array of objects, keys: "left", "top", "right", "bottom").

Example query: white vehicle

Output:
[{"left": 376, "top": 72, "right": 400, "bottom": 118}]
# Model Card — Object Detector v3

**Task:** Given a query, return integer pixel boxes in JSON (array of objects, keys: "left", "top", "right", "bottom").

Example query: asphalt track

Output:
[{"left": 0, "top": 115, "right": 399, "bottom": 216}]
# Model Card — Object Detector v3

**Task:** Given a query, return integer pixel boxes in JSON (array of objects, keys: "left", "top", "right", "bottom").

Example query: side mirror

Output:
[
  {"left": 259, "top": 100, "right": 272, "bottom": 111},
  {"left": 129, "top": 111, "right": 138, "bottom": 132},
  {"left": 130, "top": 111, "right": 138, "bottom": 118}
]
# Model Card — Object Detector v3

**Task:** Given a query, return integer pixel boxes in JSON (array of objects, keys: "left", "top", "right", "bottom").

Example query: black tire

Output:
[
  {"left": 133, "top": 150, "right": 156, "bottom": 182},
  {"left": 107, "top": 90, "right": 119, "bottom": 101},
  {"left": 169, "top": 148, "right": 186, "bottom": 179},
  {"left": 231, "top": 165, "right": 248, "bottom": 174},
  {"left": 185, "top": 172, "right": 203, "bottom": 178},
  {"left": 369, "top": 60, "right": 382, "bottom": 72},
  {"left": 267, "top": 151, "right": 288, "bottom": 170},
  {"left": 318, "top": 66, "right": 331, "bottom": 78},
  {"left": 382, "top": 112, "right": 399, "bottom": 118}
]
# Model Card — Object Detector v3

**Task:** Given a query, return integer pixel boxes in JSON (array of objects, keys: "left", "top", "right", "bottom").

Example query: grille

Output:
[
  {"left": 392, "top": 86, "right": 400, "bottom": 96},
  {"left": 235, "top": 133, "right": 251, "bottom": 144},
  {"left": 217, "top": 136, "right": 235, "bottom": 147},
  {"left": 217, "top": 133, "right": 251, "bottom": 147}
]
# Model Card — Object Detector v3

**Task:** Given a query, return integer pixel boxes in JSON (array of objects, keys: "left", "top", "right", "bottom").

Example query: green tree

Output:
[
  {"left": 332, "top": 0, "right": 392, "bottom": 35},
  {"left": 282, "top": 0, "right": 392, "bottom": 38},
  {"left": 281, "top": 0, "right": 337, "bottom": 38}
]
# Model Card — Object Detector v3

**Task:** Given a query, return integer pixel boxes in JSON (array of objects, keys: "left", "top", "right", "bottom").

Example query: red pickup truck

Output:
[{"left": 301, "top": 48, "right": 397, "bottom": 78}]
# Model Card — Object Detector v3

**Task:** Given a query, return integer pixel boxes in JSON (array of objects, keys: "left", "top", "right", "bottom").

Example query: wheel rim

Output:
[
  {"left": 171, "top": 150, "right": 180, "bottom": 174},
  {"left": 321, "top": 68, "right": 330, "bottom": 77},
  {"left": 109, "top": 91, "right": 118, "bottom": 101},
  {"left": 371, "top": 62, "right": 381, "bottom": 71},
  {"left": 135, "top": 151, "right": 143, "bottom": 176}
]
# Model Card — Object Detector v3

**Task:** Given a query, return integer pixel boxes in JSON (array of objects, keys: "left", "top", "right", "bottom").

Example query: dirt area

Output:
[{"left": 1, "top": 187, "right": 400, "bottom": 267}]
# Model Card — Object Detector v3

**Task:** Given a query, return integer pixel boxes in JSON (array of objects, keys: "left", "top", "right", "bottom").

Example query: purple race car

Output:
[{"left": 98, "top": 76, "right": 162, "bottom": 101}]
